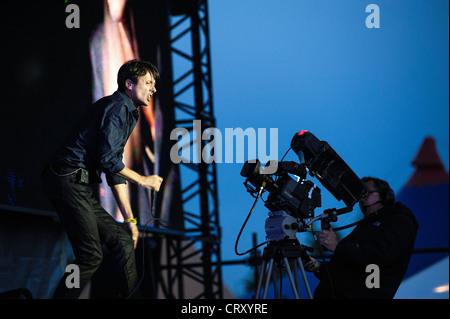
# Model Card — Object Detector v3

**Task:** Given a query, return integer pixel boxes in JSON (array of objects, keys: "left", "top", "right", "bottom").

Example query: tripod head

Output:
[{"left": 265, "top": 211, "right": 309, "bottom": 242}]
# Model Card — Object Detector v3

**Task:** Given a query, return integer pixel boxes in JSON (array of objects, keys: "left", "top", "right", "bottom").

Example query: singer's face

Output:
[
  {"left": 125, "top": 72, "right": 157, "bottom": 107},
  {"left": 359, "top": 180, "right": 382, "bottom": 216}
]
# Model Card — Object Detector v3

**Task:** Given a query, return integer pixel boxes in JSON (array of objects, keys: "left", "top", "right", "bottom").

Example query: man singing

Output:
[{"left": 42, "top": 59, "right": 163, "bottom": 298}]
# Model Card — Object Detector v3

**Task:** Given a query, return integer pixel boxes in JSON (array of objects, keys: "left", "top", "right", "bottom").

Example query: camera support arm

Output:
[{"left": 306, "top": 206, "right": 353, "bottom": 229}]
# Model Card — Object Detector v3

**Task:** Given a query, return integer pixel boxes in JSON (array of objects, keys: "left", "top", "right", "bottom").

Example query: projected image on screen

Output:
[
  {"left": 89, "top": 0, "right": 172, "bottom": 227},
  {"left": 0, "top": 0, "right": 179, "bottom": 231}
]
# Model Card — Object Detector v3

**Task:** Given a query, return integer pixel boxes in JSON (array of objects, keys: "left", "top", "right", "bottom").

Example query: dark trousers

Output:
[{"left": 42, "top": 165, "right": 138, "bottom": 299}]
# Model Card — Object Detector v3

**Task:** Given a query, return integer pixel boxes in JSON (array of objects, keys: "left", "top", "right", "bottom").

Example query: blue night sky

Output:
[{"left": 206, "top": 0, "right": 449, "bottom": 297}]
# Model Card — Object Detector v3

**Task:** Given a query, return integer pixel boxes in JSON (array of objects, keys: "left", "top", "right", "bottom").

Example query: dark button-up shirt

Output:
[
  {"left": 313, "top": 202, "right": 418, "bottom": 299},
  {"left": 50, "top": 91, "right": 139, "bottom": 186}
]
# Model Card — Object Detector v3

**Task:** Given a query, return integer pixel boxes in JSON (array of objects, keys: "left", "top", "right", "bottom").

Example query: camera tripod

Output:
[{"left": 254, "top": 239, "right": 313, "bottom": 299}]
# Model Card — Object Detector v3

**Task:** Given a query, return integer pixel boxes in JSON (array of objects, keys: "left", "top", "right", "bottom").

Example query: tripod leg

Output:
[
  {"left": 255, "top": 259, "right": 267, "bottom": 299},
  {"left": 293, "top": 259, "right": 301, "bottom": 298},
  {"left": 297, "top": 257, "right": 313, "bottom": 299},
  {"left": 283, "top": 257, "right": 300, "bottom": 299},
  {"left": 262, "top": 259, "right": 274, "bottom": 299},
  {"left": 271, "top": 266, "right": 279, "bottom": 299}
]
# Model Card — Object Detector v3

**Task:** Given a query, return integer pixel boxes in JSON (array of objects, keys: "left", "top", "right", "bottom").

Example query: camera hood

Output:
[{"left": 291, "top": 131, "right": 367, "bottom": 207}]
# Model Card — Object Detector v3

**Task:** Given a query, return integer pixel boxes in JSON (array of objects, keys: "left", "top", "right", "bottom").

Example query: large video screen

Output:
[{"left": 0, "top": 0, "right": 181, "bottom": 229}]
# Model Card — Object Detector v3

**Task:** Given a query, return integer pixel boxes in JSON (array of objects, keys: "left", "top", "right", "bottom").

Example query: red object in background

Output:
[{"left": 406, "top": 136, "right": 449, "bottom": 187}]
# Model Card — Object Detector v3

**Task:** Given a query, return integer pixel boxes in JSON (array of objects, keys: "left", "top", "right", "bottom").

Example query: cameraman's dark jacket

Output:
[{"left": 314, "top": 202, "right": 418, "bottom": 299}]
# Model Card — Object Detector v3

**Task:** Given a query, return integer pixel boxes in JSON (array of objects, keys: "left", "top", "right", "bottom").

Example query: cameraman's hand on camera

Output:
[
  {"left": 304, "top": 257, "right": 321, "bottom": 272},
  {"left": 319, "top": 228, "right": 339, "bottom": 252}
]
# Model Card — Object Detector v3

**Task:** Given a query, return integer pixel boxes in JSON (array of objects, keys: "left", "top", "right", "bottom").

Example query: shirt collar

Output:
[{"left": 114, "top": 90, "right": 138, "bottom": 113}]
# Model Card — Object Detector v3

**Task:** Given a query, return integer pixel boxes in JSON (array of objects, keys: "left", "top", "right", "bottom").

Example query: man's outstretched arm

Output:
[{"left": 116, "top": 166, "right": 163, "bottom": 191}]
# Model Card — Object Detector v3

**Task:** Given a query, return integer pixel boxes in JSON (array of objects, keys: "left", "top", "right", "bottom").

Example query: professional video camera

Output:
[
  {"left": 241, "top": 159, "right": 321, "bottom": 219},
  {"left": 241, "top": 130, "right": 367, "bottom": 223},
  {"left": 238, "top": 131, "right": 367, "bottom": 299}
]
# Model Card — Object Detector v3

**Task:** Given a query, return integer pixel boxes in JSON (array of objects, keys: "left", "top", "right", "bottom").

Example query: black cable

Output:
[
  {"left": 280, "top": 146, "right": 292, "bottom": 161},
  {"left": 234, "top": 146, "right": 294, "bottom": 257},
  {"left": 126, "top": 190, "right": 168, "bottom": 299},
  {"left": 234, "top": 186, "right": 270, "bottom": 256},
  {"left": 126, "top": 217, "right": 152, "bottom": 299}
]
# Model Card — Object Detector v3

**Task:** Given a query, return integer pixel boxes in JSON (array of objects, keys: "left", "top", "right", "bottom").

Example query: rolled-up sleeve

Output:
[{"left": 106, "top": 172, "right": 126, "bottom": 186}]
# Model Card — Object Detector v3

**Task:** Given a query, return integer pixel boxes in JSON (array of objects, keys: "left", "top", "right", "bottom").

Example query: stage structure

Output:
[
  {"left": 153, "top": 0, "right": 223, "bottom": 299},
  {"left": 0, "top": 0, "right": 222, "bottom": 299}
]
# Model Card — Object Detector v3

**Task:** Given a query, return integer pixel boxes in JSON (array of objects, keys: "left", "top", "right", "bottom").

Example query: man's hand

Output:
[
  {"left": 304, "top": 257, "right": 321, "bottom": 272},
  {"left": 117, "top": 167, "right": 163, "bottom": 191},
  {"left": 126, "top": 222, "right": 139, "bottom": 249},
  {"left": 319, "top": 228, "right": 339, "bottom": 252},
  {"left": 111, "top": 183, "right": 139, "bottom": 249},
  {"left": 139, "top": 175, "right": 163, "bottom": 191}
]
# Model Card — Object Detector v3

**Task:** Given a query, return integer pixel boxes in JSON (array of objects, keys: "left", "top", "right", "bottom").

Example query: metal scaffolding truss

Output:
[{"left": 156, "top": 0, "right": 222, "bottom": 299}]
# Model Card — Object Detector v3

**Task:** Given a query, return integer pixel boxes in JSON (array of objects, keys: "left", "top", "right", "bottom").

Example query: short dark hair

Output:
[
  {"left": 361, "top": 176, "right": 395, "bottom": 205},
  {"left": 117, "top": 59, "right": 160, "bottom": 92}
]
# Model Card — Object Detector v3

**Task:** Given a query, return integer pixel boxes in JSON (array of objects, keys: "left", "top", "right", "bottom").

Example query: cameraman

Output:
[{"left": 305, "top": 177, "right": 418, "bottom": 298}]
